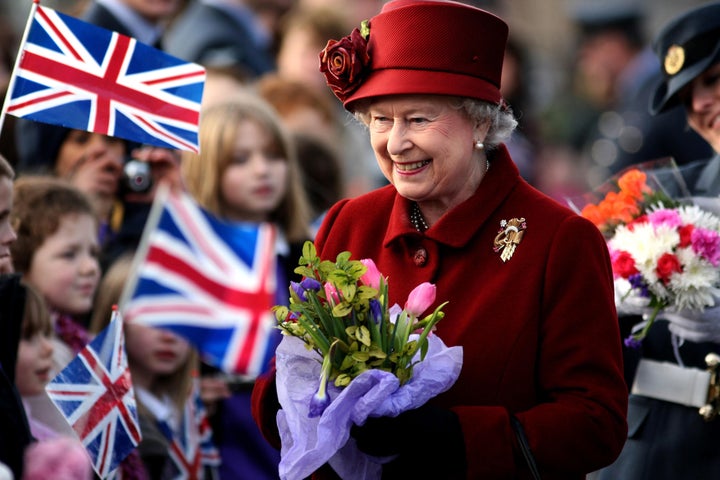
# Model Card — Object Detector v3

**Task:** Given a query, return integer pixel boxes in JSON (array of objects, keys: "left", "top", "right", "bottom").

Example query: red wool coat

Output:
[{"left": 252, "top": 146, "right": 628, "bottom": 479}]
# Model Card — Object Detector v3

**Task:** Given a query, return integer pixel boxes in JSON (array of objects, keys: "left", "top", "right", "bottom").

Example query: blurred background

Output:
[{"left": 1, "top": 0, "right": 714, "bottom": 201}]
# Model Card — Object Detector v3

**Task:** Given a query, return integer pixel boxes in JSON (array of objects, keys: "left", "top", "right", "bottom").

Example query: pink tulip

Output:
[
  {"left": 360, "top": 258, "right": 383, "bottom": 289},
  {"left": 404, "top": 282, "right": 436, "bottom": 317},
  {"left": 324, "top": 282, "right": 341, "bottom": 305}
]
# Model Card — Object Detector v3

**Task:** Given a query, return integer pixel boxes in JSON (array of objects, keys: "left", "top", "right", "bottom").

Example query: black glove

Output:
[{"left": 350, "top": 403, "right": 466, "bottom": 479}]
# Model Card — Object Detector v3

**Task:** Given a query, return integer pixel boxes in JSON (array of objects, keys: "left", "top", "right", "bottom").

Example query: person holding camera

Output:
[{"left": 13, "top": 120, "right": 183, "bottom": 271}]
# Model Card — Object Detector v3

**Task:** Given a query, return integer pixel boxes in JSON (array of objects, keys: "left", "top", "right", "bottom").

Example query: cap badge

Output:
[
  {"left": 664, "top": 44, "right": 685, "bottom": 76},
  {"left": 493, "top": 217, "right": 526, "bottom": 262}
]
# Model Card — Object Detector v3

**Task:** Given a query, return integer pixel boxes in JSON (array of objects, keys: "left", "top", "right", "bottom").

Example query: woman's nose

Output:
[{"left": 386, "top": 122, "right": 411, "bottom": 155}]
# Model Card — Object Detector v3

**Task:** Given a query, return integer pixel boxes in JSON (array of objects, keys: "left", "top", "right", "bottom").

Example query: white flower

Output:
[{"left": 677, "top": 205, "right": 720, "bottom": 231}]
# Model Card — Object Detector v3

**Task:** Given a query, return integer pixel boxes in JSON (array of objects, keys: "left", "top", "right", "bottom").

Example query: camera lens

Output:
[{"left": 123, "top": 160, "right": 152, "bottom": 193}]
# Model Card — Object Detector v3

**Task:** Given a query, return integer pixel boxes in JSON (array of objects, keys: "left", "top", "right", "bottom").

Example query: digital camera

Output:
[{"left": 122, "top": 159, "right": 152, "bottom": 194}]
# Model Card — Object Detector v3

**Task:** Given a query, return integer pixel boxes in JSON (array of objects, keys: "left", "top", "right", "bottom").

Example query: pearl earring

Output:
[{"left": 474, "top": 140, "right": 484, "bottom": 150}]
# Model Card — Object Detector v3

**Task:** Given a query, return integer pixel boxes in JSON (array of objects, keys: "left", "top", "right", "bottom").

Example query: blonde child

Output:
[
  {"left": 91, "top": 254, "right": 220, "bottom": 479},
  {"left": 180, "top": 96, "right": 312, "bottom": 479}
]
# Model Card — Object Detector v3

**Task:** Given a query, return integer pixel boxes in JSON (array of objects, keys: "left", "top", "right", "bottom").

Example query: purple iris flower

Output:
[
  {"left": 369, "top": 298, "right": 382, "bottom": 324},
  {"left": 308, "top": 391, "right": 331, "bottom": 418},
  {"left": 290, "top": 281, "right": 307, "bottom": 301},
  {"left": 628, "top": 273, "right": 650, "bottom": 297},
  {"left": 301, "top": 278, "right": 322, "bottom": 292},
  {"left": 624, "top": 336, "right": 642, "bottom": 350},
  {"left": 291, "top": 278, "right": 323, "bottom": 301}
]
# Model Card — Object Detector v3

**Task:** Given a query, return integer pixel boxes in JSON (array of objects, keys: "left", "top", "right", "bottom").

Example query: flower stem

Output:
[{"left": 632, "top": 302, "right": 663, "bottom": 343}]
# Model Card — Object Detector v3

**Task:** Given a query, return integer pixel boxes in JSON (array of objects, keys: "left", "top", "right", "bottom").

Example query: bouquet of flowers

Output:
[
  {"left": 575, "top": 165, "right": 720, "bottom": 346},
  {"left": 272, "top": 242, "right": 462, "bottom": 480},
  {"left": 609, "top": 204, "right": 720, "bottom": 345}
]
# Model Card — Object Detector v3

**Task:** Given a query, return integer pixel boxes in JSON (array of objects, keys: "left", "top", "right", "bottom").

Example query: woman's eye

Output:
[{"left": 409, "top": 117, "right": 428, "bottom": 125}]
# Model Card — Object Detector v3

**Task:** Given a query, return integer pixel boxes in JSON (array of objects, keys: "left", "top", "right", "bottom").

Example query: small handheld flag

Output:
[
  {"left": 121, "top": 186, "right": 279, "bottom": 377},
  {"left": 45, "top": 309, "right": 141, "bottom": 479}
]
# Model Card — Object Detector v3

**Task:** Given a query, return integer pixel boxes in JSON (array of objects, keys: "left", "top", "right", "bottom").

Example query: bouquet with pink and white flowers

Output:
[
  {"left": 271, "top": 242, "right": 462, "bottom": 480},
  {"left": 609, "top": 204, "right": 720, "bottom": 346}
]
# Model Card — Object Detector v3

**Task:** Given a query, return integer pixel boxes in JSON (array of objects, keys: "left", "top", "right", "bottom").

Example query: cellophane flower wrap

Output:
[
  {"left": 574, "top": 163, "right": 720, "bottom": 346},
  {"left": 272, "top": 242, "right": 462, "bottom": 480}
]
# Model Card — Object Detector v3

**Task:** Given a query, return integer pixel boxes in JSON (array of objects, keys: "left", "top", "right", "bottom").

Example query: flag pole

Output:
[
  {"left": 0, "top": 0, "right": 40, "bottom": 137},
  {"left": 117, "top": 181, "right": 170, "bottom": 314}
]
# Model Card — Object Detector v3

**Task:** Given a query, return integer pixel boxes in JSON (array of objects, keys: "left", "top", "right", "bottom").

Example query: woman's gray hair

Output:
[
  {"left": 353, "top": 96, "right": 517, "bottom": 150},
  {"left": 455, "top": 98, "right": 517, "bottom": 150}
]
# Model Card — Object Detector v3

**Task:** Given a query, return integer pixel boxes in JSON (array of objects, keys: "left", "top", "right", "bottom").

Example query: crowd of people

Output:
[{"left": 0, "top": 0, "right": 718, "bottom": 478}]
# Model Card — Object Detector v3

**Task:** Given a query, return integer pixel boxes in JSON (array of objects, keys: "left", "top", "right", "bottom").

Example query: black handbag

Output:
[{"left": 511, "top": 415, "right": 541, "bottom": 480}]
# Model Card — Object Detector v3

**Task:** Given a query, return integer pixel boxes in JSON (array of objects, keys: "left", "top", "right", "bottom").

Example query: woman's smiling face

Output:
[
  {"left": 365, "top": 95, "right": 487, "bottom": 211},
  {"left": 684, "top": 63, "right": 720, "bottom": 154}
]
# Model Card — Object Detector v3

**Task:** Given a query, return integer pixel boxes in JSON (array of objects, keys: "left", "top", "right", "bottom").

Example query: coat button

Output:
[{"left": 413, "top": 248, "right": 428, "bottom": 267}]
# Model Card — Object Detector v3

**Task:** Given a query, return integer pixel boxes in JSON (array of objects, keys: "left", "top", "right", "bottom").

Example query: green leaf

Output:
[
  {"left": 339, "top": 283, "right": 356, "bottom": 302},
  {"left": 332, "top": 302, "right": 353, "bottom": 317},
  {"left": 340, "top": 355, "right": 355, "bottom": 370},
  {"left": 356, "top": 325, "right": 371, "bottom": 347},
  {"left": 301, "top": 241, "right": 317, "bottom": 263},
  {"left": 335, "top": 374, "right": 352, "bottom": 387},
  {"left": 351, "top": 350, "right": 370, "bottom": 361},
  {"left": 294, "top": 265, "right": 315, "bottom": 279}
]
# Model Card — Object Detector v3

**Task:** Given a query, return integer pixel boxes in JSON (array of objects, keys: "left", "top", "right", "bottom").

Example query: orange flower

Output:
[
  {"left": 607, "top": 191, "right": 640, "bottom": 224},
  {"left": 617, "top": 169, "right": 650, "bottom": 201},
  {"left": 581, "top": 203, "right": 605, "bottom": 228}
]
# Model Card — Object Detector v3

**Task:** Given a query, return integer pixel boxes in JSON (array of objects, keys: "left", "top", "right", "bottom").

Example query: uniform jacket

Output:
[{"left": 253, "top": 146, "right": 628, "bottom": 479}]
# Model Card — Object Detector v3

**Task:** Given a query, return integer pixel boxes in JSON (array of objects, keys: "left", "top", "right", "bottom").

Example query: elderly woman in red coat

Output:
[{"left": 252, "top": 1, "right": 628, "bottom": 478}]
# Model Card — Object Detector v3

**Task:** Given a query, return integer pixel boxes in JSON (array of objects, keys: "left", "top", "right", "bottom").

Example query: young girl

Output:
[
  {"left": 10, "top": 176, "right": 100, "bottom": 371},
  {"left": 14, "top": 280, "right": 94, "bottom": 480},
  {"left": 91, "top": 254, "right": 220, "bottom": 479},
  {"left": 180, "top": 96, "right": 312, "bottom": 479},
  {"left": 14, "top": 282, "right": 55, "bottom": 440}
]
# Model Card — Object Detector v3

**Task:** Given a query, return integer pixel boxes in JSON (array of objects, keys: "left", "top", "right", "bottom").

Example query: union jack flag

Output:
[
  {"left": 5, "top": 4, "right": 205, "bottom": 152},
  {"left": 121, "top": 188, "right": 280, "bottom": 377},
  {"left": 155, "top": 376, "right": 221, "bottom": 479},
  {"left": 46, "top": 309, "right": 141, "bottom": 479}
]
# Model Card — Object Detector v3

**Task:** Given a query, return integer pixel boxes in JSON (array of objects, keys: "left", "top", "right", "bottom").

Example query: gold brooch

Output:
[
  {"left": 493, "top": 218, "right": 526, "bottom": 262},
  {"left": 664, "top": 44, "right": 685, "bottom": 76}
]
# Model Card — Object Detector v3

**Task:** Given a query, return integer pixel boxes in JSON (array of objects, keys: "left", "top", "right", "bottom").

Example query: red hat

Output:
[{"left": 319, "top": 0, "right": 508, "bottom": 111}]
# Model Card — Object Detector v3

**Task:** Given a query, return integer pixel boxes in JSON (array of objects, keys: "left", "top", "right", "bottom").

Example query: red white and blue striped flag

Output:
[
  {"left": 121, "top": 187, "right": 279, "bottom": 377},
  {"left": 3, "top": 3, "right": 205, "bottom": 152},
  {"left": 157, "top": 376, "right": 221, "bottom": 478},
  {"left": 45, "top": 309, "right": 141, "bottom": 479}
]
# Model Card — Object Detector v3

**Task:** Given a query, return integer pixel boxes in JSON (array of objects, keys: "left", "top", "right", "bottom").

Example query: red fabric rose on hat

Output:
[{"left": 319, "top": 27, "right": 370, "bottom": 102}]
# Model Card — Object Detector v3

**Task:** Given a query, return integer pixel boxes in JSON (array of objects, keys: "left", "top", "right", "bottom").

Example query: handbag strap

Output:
[{"left": 511, "top": 415, "right": 541, "bottom": 480}]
